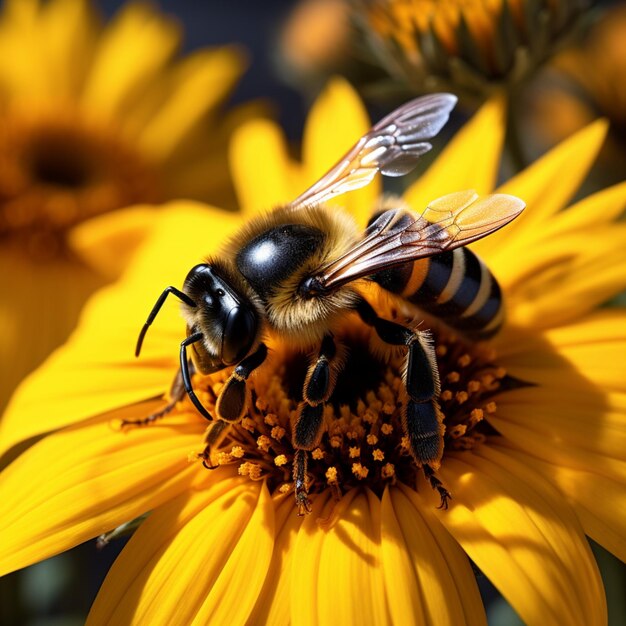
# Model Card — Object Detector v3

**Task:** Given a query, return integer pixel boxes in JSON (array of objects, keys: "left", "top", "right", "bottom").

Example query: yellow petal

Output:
[
  {"left": 40, "top": 0, "right": 97, "bottom": 100},
  {"left": 68, "top": 206, "right": 158, "bottom": 279},
  {"left": 493, "top": 386, "right": 626, "bottom": 462},
  {"left": 0, "top": 0, "right": 49, "bottom": 103},
  {"left": 539, "top": 180, "right": 626, "bottom": 236},
  {"left": 474, "top": 119, "right": 608, "bottom": 260},
  {"left": 0, "top": 244, "right": 105, "bottom": 414},
  {"left": 497, "top": 226, "right": 626, "bottom": 328},
  {"left": 290, "top": 491, "right": 332, "bottom": 626},
  {"left": 543, "top": 309, "right": 626, "bottom": 347},
  {"left": 437, "top": 449, "right": 606, "bottom": 626},
  {"left": 303, "top": 77, "right": 379, "bottom": 227},
  {"left": 230, "top": 118, "right": 298, "bottom": 215},
  {"left": 488, "top": 380, "right": 626, "bottom": 484},
  {"left": 137, "top": 46, "right": 245, "bottom": 161},
  {"left": 0, "top": 203, "right": 243, "bottom": 453},
  {"left": 316, "top": 490, "right": 389, "bottom": 624},
  {"left": 0, "top": 411, "right": 203, "bottom": 576},
  {"left": 495, "top": 443, "right": 626, "bottom": 563},
  {"left": 81, "top": 2, "right": 179, "bottom": 119},
  {"left": 292, "top": 490, "right": 389, "bottom": 626},
  {"left": 248, "top": 494, "right": 305, "bottom": 625},
  {"left": 404, "top": 94, "right": 505, "bottom": 210},
  {"left": 497, "top": 310, "right": 626, "bottom": 394},
  {"left": 87, "top": 476, "right": 274, "bottom": 625},
  {"left": 382, "top": 486, "right": 486, "bottom": 625}
]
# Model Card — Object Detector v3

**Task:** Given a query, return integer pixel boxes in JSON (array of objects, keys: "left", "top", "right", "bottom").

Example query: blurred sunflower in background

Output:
[
  {"left": 0, "top": 0, "right": 246, "bottom": 410},
  {"left": 352, "top": 0, "right": 592, "bottom": 103},
  {"left": 1, "top": 79, "right": 624, "bottom": 625},
  {"left": 524, "top": 2, "right": 626, "bottom": 187}
]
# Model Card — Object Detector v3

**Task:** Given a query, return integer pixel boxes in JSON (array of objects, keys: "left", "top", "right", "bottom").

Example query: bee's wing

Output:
[
  {"left": 289, "top": 93, "right": 457, "bottom": 209},
  {"left": 316, "top": 191, "right": 525, "bottom": 290}
]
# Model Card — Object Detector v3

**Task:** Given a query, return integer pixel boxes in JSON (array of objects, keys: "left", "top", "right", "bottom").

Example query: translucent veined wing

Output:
[
  {"left": 313, "top": 191, "right": 525, "bottom": 291},
  {"left": 289, "top": 93, "right": 457, "bottom": 209}
]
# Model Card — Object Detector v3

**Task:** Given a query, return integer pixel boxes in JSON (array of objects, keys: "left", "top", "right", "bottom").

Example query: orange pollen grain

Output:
[
  {"left": 230, "top": 446, "right": 245, "bottom": 459},
  {"left": 382, "top": 463, "right": 396, "bottom": 478},
  {"left": 271, "top": 426, "right": 286, "bottom": 440},
  {"left": 330, "top": 435, "right": 342, "bottom": 448},
  {"left": 274, "top": 455, "right": 288, "bottom": 467},
  {"left": 241, "top": 417, "right": 256, "bottom": 432},
  {"left": 352, "top": 463, "right": 369, "bottom": 479},
  {"left": 217, "top": 452, "right": 232, "bottom": 464},
  {"left": 312, "top": 448, "right": 325, "bottom": 460},
  {"left": 458, "top": 354, "right": 472, "bottom": 367},
  {"left": 257, "top": 435, "right": 271, "bottom": 452},
  {"left": 326, "top": 467, "right": 339, "bottom": 484},
  {"left": 467, "top": 380, "right": 481, "bottom": 393}
]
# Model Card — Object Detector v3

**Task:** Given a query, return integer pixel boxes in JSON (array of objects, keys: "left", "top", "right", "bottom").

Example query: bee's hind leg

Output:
[
  {"left": 292, "top": 334, "right": 340, "bottom": 514},
  {"left": 354, "top": 297, "right": 450, "bottom": 507},
  {"left": 121, "top": 363, "right": 195, "bottom": 428}
]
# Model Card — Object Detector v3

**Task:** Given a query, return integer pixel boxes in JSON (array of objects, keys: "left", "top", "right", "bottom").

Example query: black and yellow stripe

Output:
[{"left": 372, "top": 246, "right": 503, "bottom": 339}]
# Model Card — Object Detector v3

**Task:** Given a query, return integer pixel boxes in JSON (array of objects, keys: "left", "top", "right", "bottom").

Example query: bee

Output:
[{"left": 134, "top": 94, "right": 525, "bottom": 513}]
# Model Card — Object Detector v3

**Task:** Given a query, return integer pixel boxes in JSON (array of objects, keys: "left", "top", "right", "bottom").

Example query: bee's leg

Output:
[
  {"left": 181, "top": 332, "right": 216, "bottom": 421},
  {"left": 293, "top": 334, "right": 338, "bottom": 515},
  {"left": 354, "top": 298, "right": 450, "bottom": 507},
  {"left": 197, "top": 344, "right": 268, "bottom": 470},
  {"left": 216, "top": 343, "right": 268, "bottom": 423},
  {"left": 121, "top": 363, "right": 196, "bottom": 428},
  {"left": 199, "top": 419, "right": 230, "bottom": 469}
]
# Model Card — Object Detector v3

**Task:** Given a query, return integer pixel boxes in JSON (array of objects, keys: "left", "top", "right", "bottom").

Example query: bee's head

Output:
[{"left": 183, "top": 264, "right": 259, "bottom": 371}]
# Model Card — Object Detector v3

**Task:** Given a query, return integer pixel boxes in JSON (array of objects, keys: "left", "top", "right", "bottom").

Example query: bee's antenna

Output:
[
  {"left": 136, "top": 286, "right": 196, "bottom": 357},
  {"left": 180, "top": 332, "right": 213, "bottom": 420}
]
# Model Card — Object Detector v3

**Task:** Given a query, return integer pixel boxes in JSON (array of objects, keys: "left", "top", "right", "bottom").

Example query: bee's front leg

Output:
[
  {"left": 292, "top": 334, "right": 340, "bottom": 515},
  {"left": 216, "top": 343, "right": 268, "bottom": 422},
  {"left": 198, "top": 343, "right": 268, "bottom": 469}
]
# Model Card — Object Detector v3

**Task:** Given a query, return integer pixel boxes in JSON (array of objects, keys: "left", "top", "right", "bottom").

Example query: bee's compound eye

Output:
[
  {"left": 299, "top": 276, "right": 326, "bottom": 299},
  {"left": 221, "top": 305, "right": 258, "bottom": 364}
]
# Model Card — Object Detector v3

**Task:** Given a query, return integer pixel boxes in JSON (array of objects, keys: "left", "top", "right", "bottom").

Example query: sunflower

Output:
[
  {"left": 0, "top": 0, "right": 245, "bottom": 409},
  {"left": 353, "top": 0, "right": 592, "bottom": 101},
  {"left": 525, "top": 3, "right": 626, "bottom": 187},
  {"left": 1, "top": 79, "right": 624, "bottom": 624}
]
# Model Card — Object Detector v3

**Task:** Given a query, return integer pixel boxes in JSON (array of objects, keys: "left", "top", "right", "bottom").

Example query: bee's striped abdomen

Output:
[{"left": 372, "top": 247, "right": 503, "bottom": 339}]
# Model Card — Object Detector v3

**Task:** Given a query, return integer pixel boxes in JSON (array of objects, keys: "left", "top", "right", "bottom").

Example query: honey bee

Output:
[{"left": 134, "top": 94, "right": 525, "bottom": 512}]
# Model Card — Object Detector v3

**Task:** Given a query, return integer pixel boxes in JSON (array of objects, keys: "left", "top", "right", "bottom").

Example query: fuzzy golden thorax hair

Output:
[{"left": 220, "top": 204, "right": 362, "bottom": 349}]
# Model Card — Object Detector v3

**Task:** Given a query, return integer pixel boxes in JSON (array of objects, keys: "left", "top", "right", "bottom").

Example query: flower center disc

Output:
[
  {"left": 0, "top": 111, "right": 160, "bottom": 257},
  {"left": 191, "top": 321, "right": 512, "bottom": 501}
]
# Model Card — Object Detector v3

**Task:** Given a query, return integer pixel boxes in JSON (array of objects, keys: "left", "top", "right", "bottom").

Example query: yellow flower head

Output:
[
  {"left": 0, "top": 0, "right": 245, "bottom": 250},
  {"left": 355, "top": 0, "right": 591, "bottom": 98},
  {"left": 0, "top": 0, "right": 245, "bottom": 408},
  {"left": 1, "top": 79, "right": 625, "bottom": 624}
]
